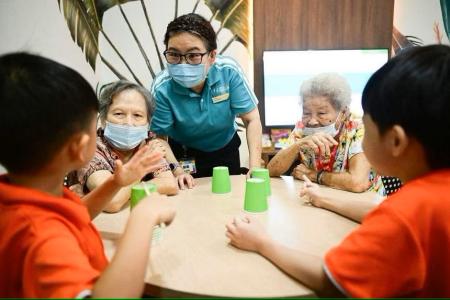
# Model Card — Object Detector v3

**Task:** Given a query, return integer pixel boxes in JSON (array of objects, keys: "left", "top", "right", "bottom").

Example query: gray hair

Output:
[
  {"left": 98, "top": 80, "right": 154, "bottom": 122},
  {"left": 300, "top": 73, "right": 352, "bottom": 111}
]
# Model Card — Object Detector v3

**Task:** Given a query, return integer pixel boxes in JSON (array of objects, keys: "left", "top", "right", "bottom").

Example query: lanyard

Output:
[{"left": 182, "top": 145, "right": 188, "bottom": 158}]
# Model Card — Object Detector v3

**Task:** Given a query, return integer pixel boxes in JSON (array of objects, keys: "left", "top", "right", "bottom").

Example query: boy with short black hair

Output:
[
  {"left": 0, "top": 52, "right": 175, "bottom": 298},
  {"left": 226, "top": 45, "right": 450, "bottom": 297}
]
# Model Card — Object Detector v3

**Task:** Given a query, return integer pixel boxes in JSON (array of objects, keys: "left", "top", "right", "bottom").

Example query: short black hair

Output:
[
  {"left": 362, "top": 45, "right": 450, "bottom": 169},
  {"left": 0, "top": 53, "right": 99, "bottom": 173},
  {"left": 164, "top": 13, "right": 217, "bottom": 51}
]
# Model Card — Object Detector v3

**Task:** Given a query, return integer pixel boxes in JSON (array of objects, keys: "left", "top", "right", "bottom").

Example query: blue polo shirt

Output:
[{"left": 150, "top": 55, "right": 258, "bottom": 151}]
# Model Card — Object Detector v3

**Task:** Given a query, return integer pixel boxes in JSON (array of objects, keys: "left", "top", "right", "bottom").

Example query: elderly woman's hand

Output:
[
  {"left": 297, "top": 132, "right": 338, "bottom": 157},
  {"left": 176, "top": 172, "right": 195, "bottom": 190},
  {"left": 292, "top": 163, "right": 316, "bottom": 182},
  {"left": 113, "top": 145, "right": 165, "bottom": 187}
]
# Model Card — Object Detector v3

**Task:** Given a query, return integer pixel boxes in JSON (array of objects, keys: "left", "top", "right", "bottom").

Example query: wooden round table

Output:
[{"left": 93, "top": 175, "right": 358, "bottom": 297}]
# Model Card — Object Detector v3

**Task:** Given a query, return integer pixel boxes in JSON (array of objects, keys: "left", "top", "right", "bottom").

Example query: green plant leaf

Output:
[
  {"left": 392, "top": 26, "right": 423, "bottom": 55},
  {"left": 58, "top": 0, "right": 101, "bottom": 69},
  {"left": 93, "top": 0, "right": 138, "bottom": 22},
  {"left": 58, "top": 0, "right": 138, "bottom": 72},
  {"left": 440, "top": 0, "right": 450, "bottom": 40},
  {"left": 205, "top": 0, "right": 249, "bottom": 48}
]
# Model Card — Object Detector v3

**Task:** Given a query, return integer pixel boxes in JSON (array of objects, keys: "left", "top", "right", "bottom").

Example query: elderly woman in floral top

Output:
[
  {"left": 268, "top": 73, "right": 380, "bottom": 193},
  {"left": 75, "top": 80, "right": 194, "bottom": 213}
]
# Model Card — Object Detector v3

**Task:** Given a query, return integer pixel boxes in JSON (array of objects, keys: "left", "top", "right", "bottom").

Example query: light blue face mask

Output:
[
  {"left": 167, "top": 63, "right": 206, "bottom": 88},
  {"left": 104, "top": 121, "right": 149, "bottom": 151}
]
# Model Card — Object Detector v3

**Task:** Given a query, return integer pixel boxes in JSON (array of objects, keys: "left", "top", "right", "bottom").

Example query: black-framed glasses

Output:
[{"left": 163, "top": 51, "right": 209, "bottom": 65}]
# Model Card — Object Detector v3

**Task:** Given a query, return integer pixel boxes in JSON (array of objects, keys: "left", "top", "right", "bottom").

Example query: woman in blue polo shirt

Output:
[{"left": 151, "top": 13, "right": 262, "bottom": 178}]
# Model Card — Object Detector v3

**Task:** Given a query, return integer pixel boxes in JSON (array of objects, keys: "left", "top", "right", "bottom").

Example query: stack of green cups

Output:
[
  {"left": 244, "top": 178, "right": 268, "bottom": 212},
  {"left": 251, "top": 168, "right": 271, "bottom": 196},
  {"left": 212, "top": 166, "right": 231, "bottom": 194},
  {"left": 130, "top": 182, "right": 157, "bottom": 209}
]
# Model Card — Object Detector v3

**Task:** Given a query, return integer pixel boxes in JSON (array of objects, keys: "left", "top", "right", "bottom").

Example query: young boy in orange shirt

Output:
[
  {"left": 0, "top": 53, "right": 176, "bottom": 298},
  {"left": 226, "top": 44, "right": 450, "bottom": 297}
]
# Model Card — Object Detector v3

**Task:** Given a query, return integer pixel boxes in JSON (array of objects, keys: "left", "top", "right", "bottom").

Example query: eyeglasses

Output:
[{"left": 163, "top": 51, "right": 209, "bottom": 65}]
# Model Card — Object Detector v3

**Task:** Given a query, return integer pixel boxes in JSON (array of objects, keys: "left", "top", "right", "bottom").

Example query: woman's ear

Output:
[
  {"left": 387, "top": 125, "right": 409, "bottom": 158},
  {"left": 209, "top": 49, "right": 217, "bottom": 63}
]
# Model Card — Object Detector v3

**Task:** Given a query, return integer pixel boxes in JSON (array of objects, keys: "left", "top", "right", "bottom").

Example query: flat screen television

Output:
[{"left": 263, "top": 49, "right": 389, "bottom": 127}]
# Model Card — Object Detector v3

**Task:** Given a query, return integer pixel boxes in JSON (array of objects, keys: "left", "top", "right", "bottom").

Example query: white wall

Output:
[
  {"left": 394, "top": 0, "right": 450, "bottom": 45},
  {"left": 0, "top": 0, "right": 98, "bottom": 86}
]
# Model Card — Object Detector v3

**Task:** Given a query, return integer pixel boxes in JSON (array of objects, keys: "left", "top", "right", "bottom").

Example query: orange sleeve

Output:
[
  {"left": 324, "top": 204, "right": 425, "bottom": 297},
  {"left": 22, "top": 225, "right": 101, "bottom": 298}
]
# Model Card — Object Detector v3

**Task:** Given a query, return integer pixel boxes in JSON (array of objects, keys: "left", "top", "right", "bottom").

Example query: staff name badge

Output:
[
  {"left": 212, "top": 85, "right": 229, "bottom": 103},
  {"left": 180, "top": 158, "right": 197, "bottom": 174}
]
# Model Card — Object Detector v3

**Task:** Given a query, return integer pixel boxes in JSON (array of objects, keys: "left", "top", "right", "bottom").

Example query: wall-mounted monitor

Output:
[{"left": 263, "top": 49, "right": 389, "bottom": 127}]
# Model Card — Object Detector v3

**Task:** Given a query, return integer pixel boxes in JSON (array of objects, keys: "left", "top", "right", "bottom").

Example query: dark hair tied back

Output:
[{"left": 164, "top": 13, "right": 217, "bottom": 51}]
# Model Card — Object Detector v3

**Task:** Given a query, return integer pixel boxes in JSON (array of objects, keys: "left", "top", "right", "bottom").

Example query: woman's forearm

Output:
[
  {"left": 102, "top": 186, "right": 133, "bottom": 213},
  {"left": 319, "top": 153, "right": 372, "bottom": 193},
  {"left": 320, "top": 171, "right": 370, "bottom": 193},
  {"left": 150, "top": 172, "right": 179, "bottom": 195},
  {"left": 246, "top": 118, "right": 263, "bottom": 169},
  {"left": 83, "top": 175, "right": 128, "bottom": 218},
  {"left": 154, "top": 137, "right": 184, "bottom": 176},
  {"left": 267, "top": 144, "right": 300, "bottom": 176}
]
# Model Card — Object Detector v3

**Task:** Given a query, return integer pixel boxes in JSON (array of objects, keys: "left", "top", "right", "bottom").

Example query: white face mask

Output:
[{"left": 302, "top": 122, "right": 338, "bottom": 137}]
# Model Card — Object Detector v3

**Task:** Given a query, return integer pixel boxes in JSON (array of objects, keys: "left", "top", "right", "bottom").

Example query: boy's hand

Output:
[
  {"left": 136, "top": 194, "right": 176, "bottom": 226},
  {"left": 292, "top": 163, "right": 315, "bottom": 181},
  {"left": 225, "top": 216, "right": 270, "bottom": 253},
  {"left": 113, "top": 145, "right": 164, "bottom": 187},
  {"left": 300, "top": 175, "right": 324, "bottom": 207}
]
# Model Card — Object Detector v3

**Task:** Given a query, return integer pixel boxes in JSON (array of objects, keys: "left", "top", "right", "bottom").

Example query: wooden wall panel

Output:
[{"left": 254, "top": 0, "right": 395, "bottom": 130}]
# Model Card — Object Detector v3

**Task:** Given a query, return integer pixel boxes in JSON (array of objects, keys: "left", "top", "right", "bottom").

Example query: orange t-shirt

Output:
[
  {"left": 325, "top": 169, "right": 450, "bottom": 297},
  {"left": 0, "top": 176, "right": 108, "bottom": 298}
]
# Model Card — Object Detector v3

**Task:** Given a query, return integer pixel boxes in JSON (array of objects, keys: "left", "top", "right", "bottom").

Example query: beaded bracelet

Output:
[
  {"left": 316, "top": 170, "right": 325, "bottom": 184},
  {"left": 152, "top": 163, "right": 171, "bottom": 176}
]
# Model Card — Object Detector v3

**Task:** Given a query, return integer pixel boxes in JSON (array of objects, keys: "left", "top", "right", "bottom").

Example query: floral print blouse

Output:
[
  {"left": 287, "top": 114, "right": 384, "bottom": 194},
  {"left": 75, "top": 130, "right": 170, "bottom": 195}
]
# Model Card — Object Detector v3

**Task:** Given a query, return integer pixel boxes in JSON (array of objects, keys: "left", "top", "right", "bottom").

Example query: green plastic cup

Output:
[
  {"left": 244, "top": 178, "right": 268, "bottom": 212},
  {"left": 251, "top": 168, "right": 271, "bottom": 196},
  {"left": 211, "top": 166, "right": 231, "bottom": 194},
  {"left": 130, "top": 182, "right": 157, "bottom": 209}
]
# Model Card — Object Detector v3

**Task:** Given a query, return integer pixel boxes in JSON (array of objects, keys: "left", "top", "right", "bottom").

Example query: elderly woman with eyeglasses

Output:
[
  {"left": 74, "top": 80, "right": 194, "bottom": 213},
  {"left": 150, "top": 13, "right": 262, "bottom": 178},
  {"left": 268, "top": 73, "right": 380, "bottom": 193}
]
